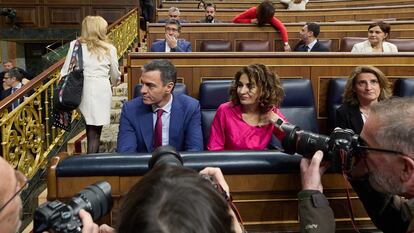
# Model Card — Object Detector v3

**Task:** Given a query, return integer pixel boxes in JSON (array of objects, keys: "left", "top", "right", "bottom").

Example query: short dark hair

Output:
[
  {"left": 116, "top": 165, "right": 235, "bottom": 233},
  {"left": 165, "top": 18, "right": 182, "bottom": 32},
  {"left": 230, "top": 64, "right": 285, "bottom": 114},
  {"left": 205, "top": 2, "right": 216, "bottom": 11},
  {"left": 256, "top": 0, "right": 275, "bottom": 25},
  {"left": 142, "top": 59, "right": 177, "bottom": 86},
  {"left": 306, "top": 22, "right": 320, "bottom": 37},
  {"left": 368, "top": 21, "right": 391, "bottom": 36},
  {"left": 7, "top": 68, "right": 23, "bottom": 82}
]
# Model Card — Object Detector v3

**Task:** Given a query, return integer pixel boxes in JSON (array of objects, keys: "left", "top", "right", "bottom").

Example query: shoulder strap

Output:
[{"left": 76, "top": 40, "right": 83, "bottom": 70}]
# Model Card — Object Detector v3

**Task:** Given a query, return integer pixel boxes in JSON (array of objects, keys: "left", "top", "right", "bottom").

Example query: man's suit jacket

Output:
[
  {"left": 295, "top": 40, "right": 330, "bottom": 52},
  {"left": 197, "top": 18, "right": 223, "bottom": 23},
  {"left": 0, "top": 86, "right": 25, "bottom": 112},
  {"left": 150, "top": 39, "right": 192, "bottom": 52},
  {"left": 335, "top": 104, "right": 364, "bottom": 134},
  {"left": 117, "top": 93, "right": 203, "bottom": 153}
]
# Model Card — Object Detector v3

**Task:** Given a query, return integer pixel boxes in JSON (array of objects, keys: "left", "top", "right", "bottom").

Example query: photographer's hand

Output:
[
  {"left": 79, "top": 209, "right": 99, "bottom": 233},
  {"left": 100, "top": 224, "right": 116, "bottom": 233},
  {"left": 300, "top": 151, "right": 330, "bottom": 192},
  {"left": 199, "top": 167, "right": 230, "bottom": 197}
]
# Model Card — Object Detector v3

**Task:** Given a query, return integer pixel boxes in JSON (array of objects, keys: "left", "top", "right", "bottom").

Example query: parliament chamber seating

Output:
[
  {"left": 326, "top": 78, "right": 348, "bottom": 132},
  {"left": 48, "top": 151, "right": 374, "bottom": 231},
  {"left": 133, "top": 83, "right": 188, "bottom": 98},
  {"left": 200, "top": 40, "right": 232, "bottom": 52},
  {"left": 318, "top": 39, "right": 333, "bottom": 51},
  {"left": 339, "top": 37, "right": 366, "bottom": 52},
  {"left": 394, "top": 78, "right": 414, "bottom": 97},
  {"left": 199, "top": 80, "right": 232, "bottom": 147},
  {"left": 387, "top": 38, "right": 414, "bottom": 51},
  {"left": 236, "top": 40, "right": 270, "bottom": 52}
]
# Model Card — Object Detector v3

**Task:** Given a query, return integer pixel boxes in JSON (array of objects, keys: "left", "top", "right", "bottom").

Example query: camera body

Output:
[
  {"left": 281, "top": 123, "right": 360, "bottom": 172},
  {"left": 34, "top": 181, "right": 112, "bottom": 233}
]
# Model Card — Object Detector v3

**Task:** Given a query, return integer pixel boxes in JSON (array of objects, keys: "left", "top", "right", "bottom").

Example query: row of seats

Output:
[
  {"left": 194, "top": 38, "right": 414, "bottom": 52},
  {"left": 134, "top": 78, "right": 414, "bottom": 147}
]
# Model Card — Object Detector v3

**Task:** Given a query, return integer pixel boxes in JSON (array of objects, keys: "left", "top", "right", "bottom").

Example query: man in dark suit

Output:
[
  {"left": 158, "top": 7, "right": 187, "bottom": 24},
  {"left": 1, "top": 68, "right": 24, "bottom": 111},
  {"left": 150, "top": 19, "right": 192, "bottom": 52},
  {"left": 117, "top": 59, "right": 203, "bottom": 153},
  {"left": 295, "top": 22, "right": 330, "bottom": 52},
  {"left": 197, "top": 3, "right": 222, "bottom": 23}
]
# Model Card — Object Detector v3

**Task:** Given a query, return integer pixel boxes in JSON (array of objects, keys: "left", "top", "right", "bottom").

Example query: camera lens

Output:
[
  {"left": 148, "top": 145, "right": 183, "bottom": 169},
  {"left": 70, "top": 181, "right": 112, "bottom": 221}
]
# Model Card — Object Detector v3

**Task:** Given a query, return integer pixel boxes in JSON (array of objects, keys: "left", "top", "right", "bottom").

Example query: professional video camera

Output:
[
  {"left": 33, "top": 181, "right": 112, "bottom": 233},
  {"left": 281, "top": 123, "right": 360, "bottom": 172}
]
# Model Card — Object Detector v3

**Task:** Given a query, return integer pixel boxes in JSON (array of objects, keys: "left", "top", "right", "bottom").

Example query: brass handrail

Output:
[{"left": 0, "top": 8, "right": 138, "bottom": 177}]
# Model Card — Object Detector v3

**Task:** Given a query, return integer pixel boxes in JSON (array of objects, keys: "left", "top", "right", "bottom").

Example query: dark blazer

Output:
[
  {"left": 197, "top": 18, "right": 223, "bottom": 23},
  {"left": 295, "top": 40, "right": 330, "bottom": 52},
  {"left": 0, "top": 86, "right": 25, "bottom": 112},
  {"left": 335, "top": 104, "right": 364, "bottom": 134},
  {"left": 150, "top": 39, "right": 192, "bottom": 52},
  {"left": 117, "top": 93, "right": 203, "bottom": 153}
]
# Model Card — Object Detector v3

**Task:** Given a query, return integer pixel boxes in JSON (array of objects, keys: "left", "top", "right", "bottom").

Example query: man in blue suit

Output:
[
  {"left": 150, "top": 19, "right": 192, "bottom": 52},
  {"left": 117, "top": 59, "right": 202, "bottom": 153}
]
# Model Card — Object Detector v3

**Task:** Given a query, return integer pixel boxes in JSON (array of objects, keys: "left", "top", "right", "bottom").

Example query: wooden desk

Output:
[
  {"left": 161, "top": 0, "right": 414, "bottom": 10},
  {"left": 147, "top": 21, "right": 414, "bottom": 52},
  {"left": 156, "top": 4, "right": 414, "bottom": 23},
  {"left": 127, "top": 52, "right": 414, "bottom": 133}
]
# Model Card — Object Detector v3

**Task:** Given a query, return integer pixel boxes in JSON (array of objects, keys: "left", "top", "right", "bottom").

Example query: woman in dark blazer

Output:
[{"left": 336, "top": 66, "right": 391, "bottom": 134}]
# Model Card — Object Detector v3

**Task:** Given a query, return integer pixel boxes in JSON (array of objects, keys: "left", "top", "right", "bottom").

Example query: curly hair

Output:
[
  {"left": 342, "top": 66, "right": 392, "bottom": 106},
  {"left": 230, "top": 64, "right": 284, "bottom": 114},
  {"left": 256, "top": 0, "right": 275, "bottom": 25}
]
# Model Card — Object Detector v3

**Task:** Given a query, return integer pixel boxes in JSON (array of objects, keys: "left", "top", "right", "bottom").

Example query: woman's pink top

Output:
[
  {"left": 207, "top": 102, "right": 287, "bottom": 150},
  {"left": 232, "top": 7, "right": 289, "bottom": 43}
]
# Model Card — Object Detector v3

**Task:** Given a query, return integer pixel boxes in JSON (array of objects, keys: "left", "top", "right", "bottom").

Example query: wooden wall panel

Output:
[{"left": 0, "top": 0, "right": 137, "bottom": 28}]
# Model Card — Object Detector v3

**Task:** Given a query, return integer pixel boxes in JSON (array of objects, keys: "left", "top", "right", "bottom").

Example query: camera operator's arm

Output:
[{"left": 298, "top": 151, "right": 335, "bottom": 233}]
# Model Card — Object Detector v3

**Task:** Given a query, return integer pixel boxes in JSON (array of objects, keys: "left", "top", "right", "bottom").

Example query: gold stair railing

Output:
[{"left": 0, "top": 8, "right": 138, "bottom": 178}]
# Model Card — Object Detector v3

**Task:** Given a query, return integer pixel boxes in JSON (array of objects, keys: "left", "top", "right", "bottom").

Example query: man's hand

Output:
[
  {"left": 99, "top": 224, "right": 116, "bottom": 233},
  {"left": 79, "top": 209, "right": 100, "bottom": 233},
  {"left": 300, "top": 151, "right": 330, "bottom": 192},
  {"left": 165, "top": 34, "right": 177, "bottom": 49},
  {"left": 283, "top": 44, "right": 291, "bottom": 52}
]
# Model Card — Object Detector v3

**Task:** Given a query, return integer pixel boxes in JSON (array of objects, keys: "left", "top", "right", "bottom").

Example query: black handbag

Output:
[
  {"left": 54, "top": 40, "right": 84, "bottom": 112},
  {"left": 52, "top": 40, "right": 84, "bottom": 131}
]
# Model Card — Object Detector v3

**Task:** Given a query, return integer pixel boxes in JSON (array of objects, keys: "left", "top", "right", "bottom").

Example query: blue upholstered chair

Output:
[
  {"left": 199, "top": 80, "right": 232, "bottom": 147},
  {"left": 393, "top": 78, "right": 414, "bottom": 97},
  {"left": 326, "top": 78, "right": 348, "bottom": 132},
  {"left": 133, "top": 83, "right": 188, "bottom": 98}
]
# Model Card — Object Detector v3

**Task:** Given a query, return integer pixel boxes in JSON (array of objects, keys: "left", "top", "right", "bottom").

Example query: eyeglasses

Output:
[
  {"left": 354, "top": 138, "right": 406, "bottom": 158},
  {"left": 0, "top": 170, "right": 29, "bottom": 213},
  {"left": 165, "top": 27, "right": 179, "bottom": 33}
]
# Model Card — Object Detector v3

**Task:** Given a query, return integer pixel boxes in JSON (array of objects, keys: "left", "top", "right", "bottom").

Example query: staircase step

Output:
[
  {"left": 100, "top": 124, "right": 119, "bottom": 153},
  {"left": 110, "top": 109, "right": 121, "bottom": 124},
  {"left": 111, "top": 96, "right": 127, "bottom": 109},
  {"left": 113, "top": 82, "right": 128, "bottom": 96}
]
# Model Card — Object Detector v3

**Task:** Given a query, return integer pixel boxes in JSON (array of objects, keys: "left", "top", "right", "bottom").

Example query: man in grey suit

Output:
[
  {"left": 295, "top": 22, "right": 330, "bottom": 52},
  {"left": 197, "top": 3, "right": 222, "bottom": 23}
]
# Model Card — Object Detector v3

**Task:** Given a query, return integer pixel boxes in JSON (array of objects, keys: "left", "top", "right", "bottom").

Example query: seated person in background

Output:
[
  {"left": 351, "top": 21, "right": 398, "bottom": 53},
  {"left": 197, "top": 3, "right": 222, "bottom": 23},
  {"left": 150, "top": 19, "right": 192, "bottom": 52},
  {"left": 0, "top": 60, "right": 33, "bottom": 93},
  {"left": 280, "top": 0, "right": 308, "bottom": 10},
  {"left": 295, "top": 22, "right": 330, "bottom": 52},
  {"left": 232, "top": 0, "right": 291, "bottom": 51},
  {"left": 197, "top": 0, "right": 205, "bottom": 9},
  {"left": 336, "top": 66, "right": 391, "bottom": 134},
  {"left": 117, "top": 59, "right": 203, "bottom": 153},
  {"left": 158, "top": 7, "right": 187, "bottom": 23},
  {"left": 208, "top": 64, "right": 287, "bottom": 150},
  {"left": 1, "top": 68, "right": 25, "bottom": 111}
]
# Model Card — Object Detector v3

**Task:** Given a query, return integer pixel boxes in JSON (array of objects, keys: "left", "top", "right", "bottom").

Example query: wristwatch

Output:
[{"left": 275, "top": 118, "right": 284, "bottom": 128}]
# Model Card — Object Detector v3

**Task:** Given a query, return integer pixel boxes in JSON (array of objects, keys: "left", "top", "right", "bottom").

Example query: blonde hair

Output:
[{"left": 79, "top": 16, "right": 111, "bottom": 60}]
